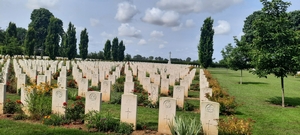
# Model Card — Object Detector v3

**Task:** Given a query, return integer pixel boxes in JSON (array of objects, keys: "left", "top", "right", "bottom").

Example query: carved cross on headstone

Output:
[
  {"left": 126, "top": 108, "right": 131, "bottom": 118},
  {"left": 206, "top": 120, "right": 213, "bottom": 131},
  {"left": 164, "top": 115, "right": 170, "bottom": 123}
]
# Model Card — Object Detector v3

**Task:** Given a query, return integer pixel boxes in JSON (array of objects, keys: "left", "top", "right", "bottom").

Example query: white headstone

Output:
[
  {"left": 158, "top": 97, "right": 176, "bottom": 134},
  {"left": 52, "top": 88, "right": 67, "bottom": 115},
  {"left": 160, "top": 78, "right": 169, "bottom": 95},
  {"left": 78, "top": 78, "right": 88, "bottom": 97},
  {"left": 201, "top": 101, "right": 220, "bottom": 135},
  {"left": 148, "top": 83, "right": 159, "bottom": 103},
  {"left": 124, "top": 82, "right": 134, "bottom": 94},
  {"left": 0, "top": 83, "right": 6, "bottom": 114},
  {"left": 57, "top": 76, "right": 67, "bottom": 89},
  {"left": 101, "top": 80, "right": 111, "bottom": 102},
  {"left": 173, "top": 86, "right": 185, "bottom": 108},
  {"left": 120, "top": 94, "right": 137, "bottom": 130},
  {"left": 85, "top": 91, "right": 102, "bottom": 114}
]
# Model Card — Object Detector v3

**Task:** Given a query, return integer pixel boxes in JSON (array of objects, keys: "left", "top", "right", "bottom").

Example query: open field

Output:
[{"left": 209, "top": 68, "right": 300, "bottom": 135}]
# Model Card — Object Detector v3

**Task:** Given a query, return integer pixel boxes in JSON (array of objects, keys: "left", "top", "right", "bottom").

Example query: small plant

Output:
[
  {"left": 168, "top": 86, "right": 174, "bottom": 96},
  {"left": 183, "top": 101, "right": 195, "bottom": 111},
  {"left": 112, "top": 83, "right": 124, "bottom": 92},
  {"left": 116, "top": 122, "right": 134, "bottom": 134},
  {"left": 3, "top": 99, "right": 23, "bottom": 114},
  {"left": 84, "top": 111, "right": 119, "bottom": 132},
  {"left": 67, "top": 79, "right": 77, "bottom": 88},
  {"left": 52, "top": 71, "right": 60, "bottom": 80},
  {"left": 13, "top": 113, "right": 28, "bottom": 120},
  {"left": 42, "top": 114, "right": 68, "bottom": 126},
  {"left": 218, "top": 115, "right": 255, "bottom": 135},
  {"left": 169, "top": 115, "right": 202, "bottom": 135},
  {"left": 67, "top": 69, "right": 72, "bottom": 76},
  {"left": 116, "top": 76, "right": 125, "bottom": 84},
  {"left": 64, "top": 98, "right": 85, "bottom": 122},
  {"left": 68, "top": 90, "right": 78, "bottom": 101},
  {"left": 110, "top": 92, "right": 122, "bottom": 104}
]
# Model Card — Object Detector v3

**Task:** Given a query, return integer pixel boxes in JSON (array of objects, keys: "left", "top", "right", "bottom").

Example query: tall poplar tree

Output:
[
  {"left": 79, "top": 28, "right": 89, "bottom": 60},
  {"left": 111, "top": 37, "right": 119, "bottom": 61},
  {"left": 118, "top": 40, "right": 125, "bottom": 61},
  {"left": 65, "top": 22, "right": 77, "bottom": 60},
  {"left": 198, "top": 17, "right": 214, "bottom": 69},
  {"left": 103, "top": 40, "right": 111, "bottom": 60},
  {"left": 24, "top": 27, "right": 35, "bottom": 57},
  {"left": 45, "top": 17, "right": 63, "bottom": 60}
]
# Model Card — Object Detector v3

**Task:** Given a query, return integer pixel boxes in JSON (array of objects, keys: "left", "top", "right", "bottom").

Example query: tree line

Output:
[{"left": 0, "top": 8, "right": 89, "bottom": 60}]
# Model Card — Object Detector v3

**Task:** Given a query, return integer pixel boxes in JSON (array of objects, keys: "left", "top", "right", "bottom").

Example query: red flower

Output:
[
  {"left": 63, "top": 102, "right": 67, "bottom": 106},
  {"left": 76, "top": 96, "right": 82, "bottom": 100},
  {"left": 83, "top": 76, "right": 86, "bottom": 78},
  {"left": 148, "top": 93, "right": 151, "bottom": 96},
  {"left": 16, "top": 100, "right": 22, "bottom": 104}
]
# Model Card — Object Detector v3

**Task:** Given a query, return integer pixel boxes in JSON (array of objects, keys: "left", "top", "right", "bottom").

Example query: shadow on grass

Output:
[
  {"left": 266, "top": 96, "right": 300, "bottom": 107},
  {"left": 241, "top": 82, "right": 268, "bottom": 85}
]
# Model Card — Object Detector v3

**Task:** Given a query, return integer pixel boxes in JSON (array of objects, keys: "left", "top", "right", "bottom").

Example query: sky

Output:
[{"left": 0, "top": 0, "right": 300, "bottom": 62}]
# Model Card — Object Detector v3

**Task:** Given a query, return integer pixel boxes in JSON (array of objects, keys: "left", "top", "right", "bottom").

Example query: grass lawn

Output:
[{"left": 209, "top": 68, "right": 300, "bottom": 135}]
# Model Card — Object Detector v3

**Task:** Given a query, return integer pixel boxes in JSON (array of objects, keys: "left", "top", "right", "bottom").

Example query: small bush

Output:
[
  {"left": 112, "top": 83, "right": 124, "bottom": 92},
  {"left": 52, "top": 71, "right": 60, "bottom": 80},
  {"left": 4, "top": 99, "right": 23, "bottom": 114},
  {"left": 42, "top": 114, "right": 68, "bottom": 126},
  {"left": 68, "top": 90, "right": 78, "bottom": 101},
  {"left": 64, "top": 99, "right": 85, "bottom": 122},
  {"left": 116, "top": 122, "right": 134, "bottom": 134},
  {"left": 13, "top": 113, "right": 28, "bottom": 120},
  {"left": 116, "top": 76, "right": 125, "bottom": 84},
  {"left": 183, "top": 101, "right": 195, "bottom": 111},
  {"left": 168, "top": 86, "right": 173, "bottom": 96},
  {"left": 67, "top": 79, "right": 77, "bottom": 88},
  {"left": 218, "top": 115, "right": 255, "bottom": 135},
  {"left": 169, "top": 115, "right": 202, "bottom": 135},
  {"left": 85, "top": 111, "right": 119, "bottom": 132},
  {"left": 110, "top": 92, "right": 122, "bottom": 104}
]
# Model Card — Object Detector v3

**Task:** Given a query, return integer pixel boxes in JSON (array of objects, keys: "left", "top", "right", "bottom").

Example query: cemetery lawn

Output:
[{"left": 209, "top": 68, "right": 300, "bottom": 135}]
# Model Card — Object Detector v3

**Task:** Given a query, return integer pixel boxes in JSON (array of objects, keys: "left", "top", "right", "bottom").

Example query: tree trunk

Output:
[
  {"left": 281, "top": 76, "right": 285, "bottom": 107},
  {"left": 240, "top": 69, "right": 243, "bottom": 84}
]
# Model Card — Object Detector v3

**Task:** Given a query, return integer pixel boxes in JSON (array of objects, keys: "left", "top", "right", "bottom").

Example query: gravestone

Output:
[
  {"left": 160, "top": 78, "right": 169, "bottom": 95},
  {"left": 108, "top": 75, "right": 116, "bottom": 85},
  {"left": 120, "top": 94, "right": 137, "bottom": 130},
  {"left": 125, "top": 75, "right": 133, "bottom": 82},
  {"left": 45, "top": 70, "right": 52, "bottom": 85},
  {"left": 158, "top": 97, "right": 176, "bottom": 134},
  {"left": 37, "top": 75, "right": 47, "bottom": 85},
  {"left": 85, "top": 91, "right": 102, "bottom": 114},
  {"left": 148, "top": 83, "right": 159, "bottom": 103},
  {"left": 17, "top": 74, "right": 26, "bottom": 92},
  {"left": 124, "top": 82, "right": 134, "bottom": 94},
  {"left": 201, "top": 101, "right": 220, "bottom": 135},
  {"left": 173, "top": 85, "right": 185, "bottom": 108},
  {"left": 200, "top": 88, "right": 212, "bottom": 102},
  {"left": 57, "top": 76, "right": 67, "bottom": 89},
  {"left": 180, "top": 79, "right": 189, "bottom": 97},
  {"left": 91, "top": 74, "right": 99, "bottom": 87},
  {"left": 78, "top": 78, "right": 88, "bottom": 97},
  {"left": 52, "top": 88, "right": 67, "bottom": 115},
  {"left": 101, "top": 80, "right": 111, "bottom": 102},
  {"left": 0, "top": 83, "right": 6, "bottom": 114},
  {"left": 142, "top": 77, "right": 150, "bottom": 92},
  {"left": 21, "top": 87, "right": 30, "bottom": 115}
]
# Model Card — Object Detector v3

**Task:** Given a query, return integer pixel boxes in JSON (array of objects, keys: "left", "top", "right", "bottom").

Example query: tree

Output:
[
  {"left": 228, "top": 37, "right": 252, "bottom": 84},
  {"left": 0, "top": 28, "right": 5, "bottom": 44},
  {"left": 186, "top": 57, "right": 191, "bottom": 62},
  {"left": 220, "top": 43, "right": 234, "bottom": 69},
  {"left": 103, "top": 40, "right": 111, "bottom": 60},
  {"left": 45, "top": 17, "right": 63, "bottom": 60},
  {"left": 16, "top": 27, "right": 27, "bottom": 46},
  {"left": 29, "top": 8, "right": 54, "bottom": 57},
  {"left": 125, "top": 53, "right": 131, "bottom": 61},
  {"left": 65, "top": 22, "right": 77, "bottom": 60},
  {"left": 79, "top": 28, "right": 89, "bottom": 60},
  {"left": 288, "top": 10, "right": 300, "bottom": 31},
  {"left": 24, "top": 27, "right": 35, "bottom": 57},
  {"left": 148, "top": 56, "right": 154, "bottom": 60},
  {"left": 118, "top": 40, "right": 125, "bottom": 61},
  {"left": 243, "top": 11, "right": 263, "bottom": 44},
  {"left": 198, "top": 17, "right": 214, "bottom": 69},
  {"left": 252, "top": 0, "right": 299, "bottom": 107},
  {"left": 2, "top": 22, "right": 22, "bottom": 55},
  {"left": 111, "top": 37, "right": 118, "bottom": 61}
]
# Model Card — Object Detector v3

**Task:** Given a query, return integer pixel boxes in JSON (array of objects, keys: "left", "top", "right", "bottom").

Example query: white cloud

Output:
[
  {"left": 185, "top": 19, "right": 195, "bottom": 27},
  {"left": 142, "top": 7, "right": 180, "bottom": 27},
  {"left": 123, "top": 39, "right": 133, "bottom": 45},
  {"left": 157, "top": 0, "right": 243, "bottom": 14},
  {"left": 213, "top": 20, "right": 231, "bottom": 35},
  {"left": 115, "top": 2, "right": 138, "bottom": 22},
  {"left": 101, "top": 31, "right": 115, "bottom": 39},
  {"left": 118, "top": 23, "right": 141, "bottom": 38},
  {"left": 150, "top": 30, "right": 164, "bottom": 38},
  {"left": 159, "top": 44, "right": 165, "bottom": 49},
  {"left": 171, "top": 23, "right": 183, "bottom": 31},
  {"left": 138, "top": 39, "right": 147, "bottom": 45},
  {"left": 26, "top": 0, "right": 59, "bottom": 9},
  {"left": 90, "top": 18, "right": 100, "bottom": 27}
]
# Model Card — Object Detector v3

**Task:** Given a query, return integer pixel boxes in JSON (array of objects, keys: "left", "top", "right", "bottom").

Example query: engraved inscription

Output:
[
  {"left": 56, "top": 91, "right": 62, "bottom": 98},
  {"left": 89, "top": 93, "right": 97, "bottom": 101},
  {"left": 205, "top": 104, "right": 214, "bottom": 113},
  {"left": 163, "top": 100, "right": 171, "bottom": 108}
]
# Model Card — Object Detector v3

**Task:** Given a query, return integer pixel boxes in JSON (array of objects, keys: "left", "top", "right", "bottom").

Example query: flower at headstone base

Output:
[
  {"left": 76, "top": 96, "right": 82, "bottom": 100},
  {"left": 148, "top": 93, "right": 151, "bottom": 96},
  {"left": 63, "top": 102, "right": 67, "bottom": 106},
  {"left": 88, "top": 87, "right": 93, "bottom": 91},
  {"left": 83, "top": 76, "right": 86, "bottom": 78}
]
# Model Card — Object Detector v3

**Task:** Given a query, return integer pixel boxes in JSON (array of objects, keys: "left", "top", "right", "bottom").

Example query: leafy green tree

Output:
[
  {"left": 252, "top": 0, "right": 299, "bottom": 107},
  {"left": 228, "top": 37, "right": 252, "bottom": 84},
  {"left": 220, "top": 43, "right": 234, "bottom": 69},
  {"left": 24, "top": 27, "right": 36, "bottom": 57},
  {"left": 198, "top": 17, "right": 214, "bottom": 69},
  {"left": 16, "top": 27, "right": 27, "bottom": 46},
  {"left": 45, "top": 17, "right": 63, "bottom": 60},
  {"left": 186, "top": 57, "right": 191, "bottom": 62},
  {"left": 118, "top": 40, "right": 125, "bottom": 61},
  {"left": 79, "top": 28, "right": 89, "bottom": 60},
  {"left": 29, "top": 8, "right": 54, "bottom": 57},
  {"left": 0, "top": 27, "right": 5, "bottom": 44},
  {"left": 243, "top": 11, "right": 263, "bottom": 44},
  {"left": 288, "top": 10, "right": 300, "bottom": 31},
  {"left": 112, "top": 37, "right": 119, "bottom": 61},
  {"left": 103, "top": 40, "right": 111, "bottom": 60},
  {"left": 65, "top": 22, "right": 77, "bottom": 60},
  {"left": 1, "top": 22, "right": 23, "bottom": 55},
  {"left": 6, "top": 22, "right": 17, "bottom": 39},
  {"left": 125, "top": 53, "right": 131, "bottom": 61}
]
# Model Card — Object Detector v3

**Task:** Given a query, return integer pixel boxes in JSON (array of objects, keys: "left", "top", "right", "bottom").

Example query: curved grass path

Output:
[{"left": 209, "top": 68, "right": 300, "bottom": 135}]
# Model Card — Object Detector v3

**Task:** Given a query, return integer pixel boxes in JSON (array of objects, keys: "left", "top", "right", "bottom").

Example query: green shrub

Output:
[
  {"left": 13, "top": 113, "right": 28, "bottom": 120},
  {"left": 26, "top": 89, "right": 52, "bottom": 120},
  {"left": 110, "top": 92, "right": 122, "bottom": 104},
  {"left": 116, "top": 76, "right": 125, "bottom": 84},
  {"left": 85, "top": 111, "right": 119, "bottom": 132},
  {"left": 4, "top": 99, "right": 23, "bottom": 114},
  {"left": 183, "top": 101, "right": 195, "bottom": 111},
  {"left": 113, "top": 83, "right": 124, "bottom": 92},
  {"left": 64, "top": 99, "right": 85, "bottom": 122},
  {"left": 169, "top": 115, "right": 202, "bottom": 135},
  {"left": 116, "top": 122, "right": 134, "bottom": 134},
  {"left": 42, "top": 114, "right": 68, "bottom": 126}
]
